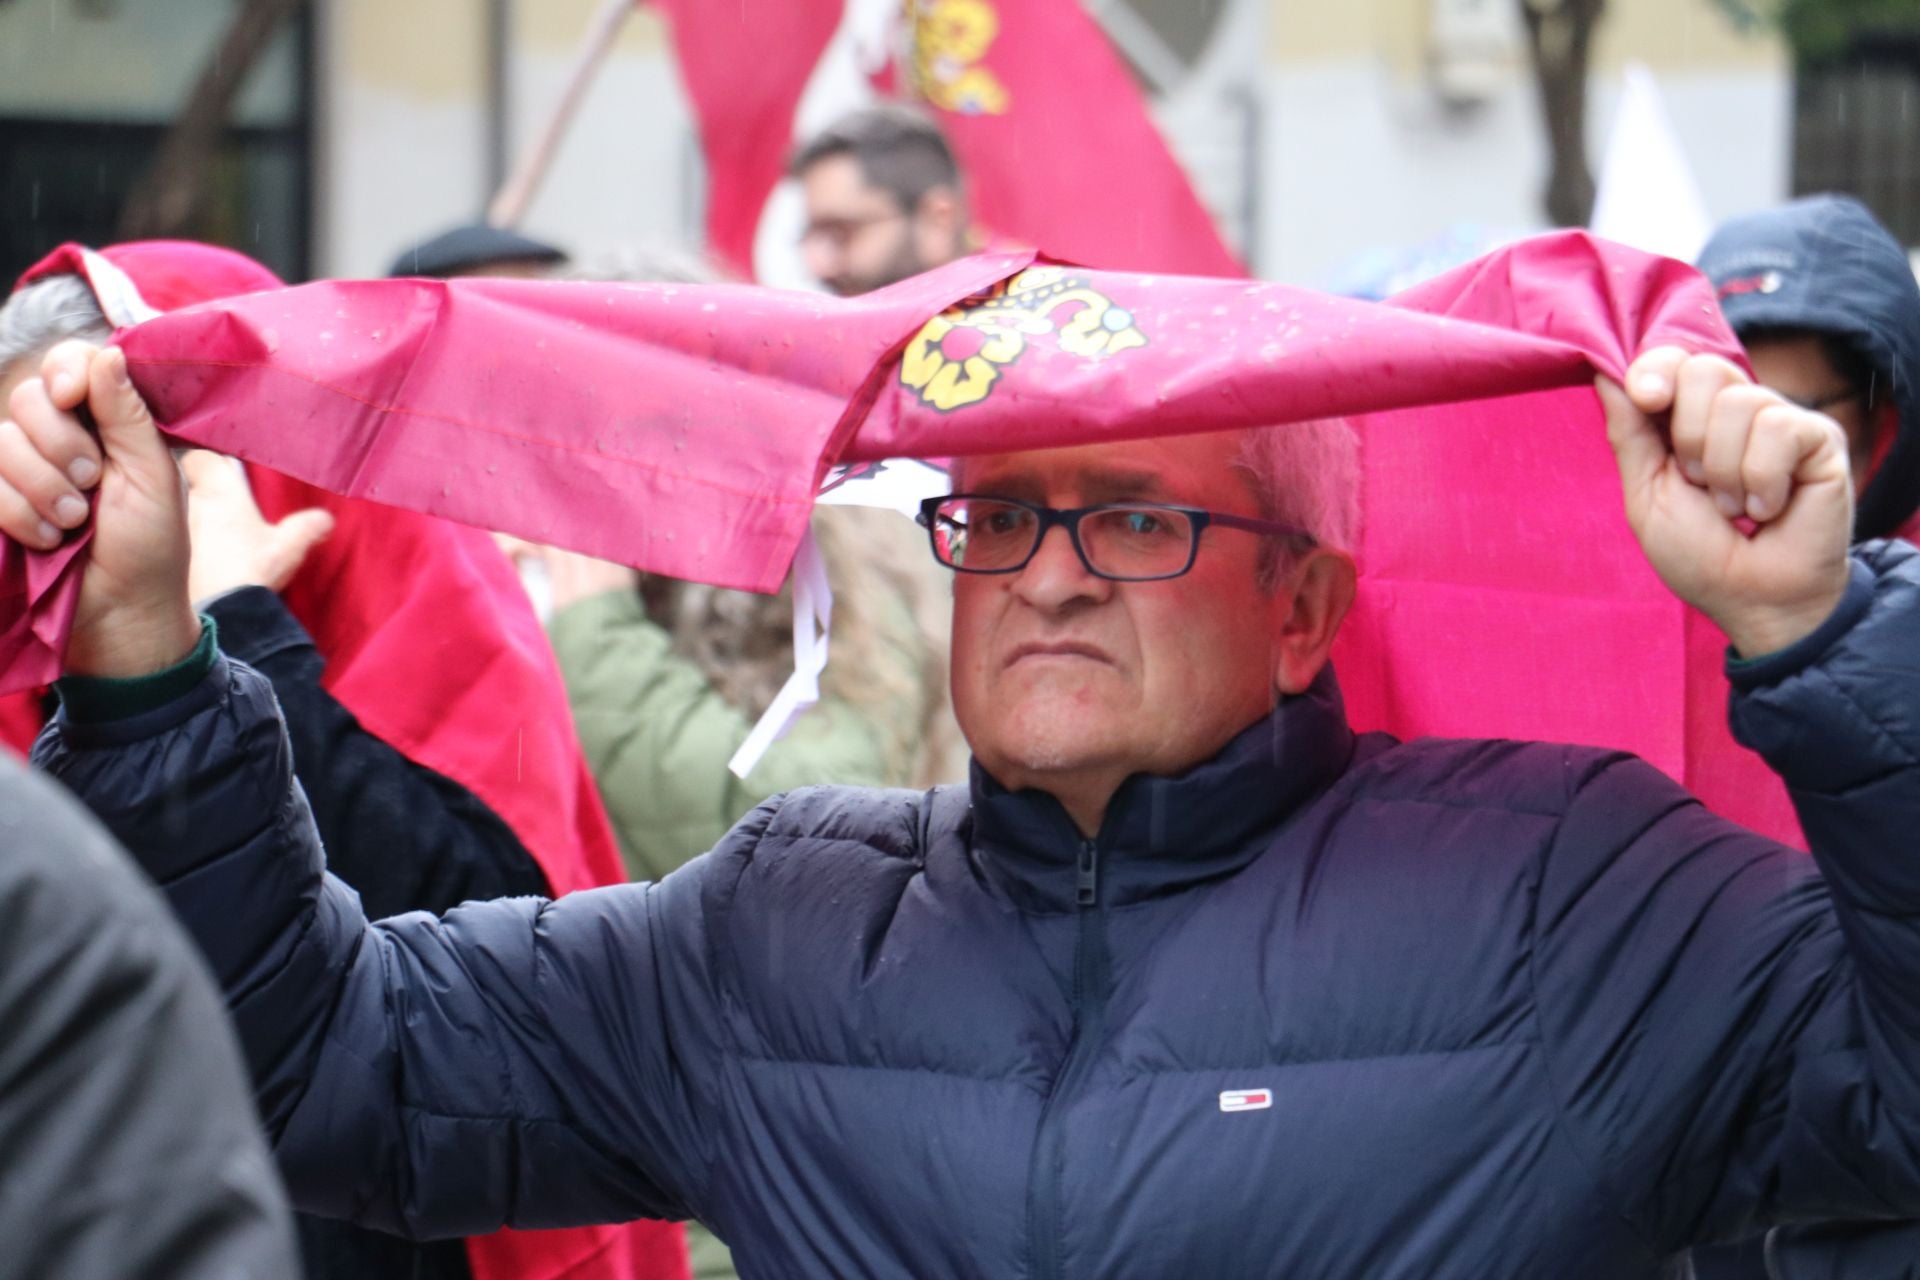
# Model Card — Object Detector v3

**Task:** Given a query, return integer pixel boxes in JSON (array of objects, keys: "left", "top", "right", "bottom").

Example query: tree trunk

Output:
[
  {"left": 115, "top": 0, "right": 312, "bottom": 241},
  {"left": 1518, "top": 0, "right": 1607, "bottom": 228}
]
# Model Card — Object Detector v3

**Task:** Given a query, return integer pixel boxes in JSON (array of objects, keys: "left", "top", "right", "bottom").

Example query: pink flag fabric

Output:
[
  {"left": 896, "top": 0, "right": 1244, "bottom": 276},
  {"left": 0, "top": 232, "right": 1804, "bottom": 844},
  {"left": 5, "top": 239, "right": 693, "bottom": 1280}
]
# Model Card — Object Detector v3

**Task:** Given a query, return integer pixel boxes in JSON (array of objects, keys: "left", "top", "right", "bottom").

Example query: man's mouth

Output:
[{"left": 1004, "top": 641, "right": 1113, "bottom": 668}]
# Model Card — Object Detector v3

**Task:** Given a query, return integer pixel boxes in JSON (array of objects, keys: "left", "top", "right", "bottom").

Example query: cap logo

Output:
[{"left": 1718, "top": 271, "right": 1785, "bottom": 300}]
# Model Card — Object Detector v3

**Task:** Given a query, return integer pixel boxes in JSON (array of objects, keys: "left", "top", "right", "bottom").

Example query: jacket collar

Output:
[{"left": 966, "top": 668, "right": 1356, "bottom": 914}]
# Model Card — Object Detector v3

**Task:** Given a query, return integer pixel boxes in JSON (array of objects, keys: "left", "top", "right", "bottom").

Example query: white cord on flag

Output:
[
  {"left": 728, "top": 528, "right": 833, "bottom": 779},
  {"left": 726, "top": 459, "right": 948, "bottom": 778},
  {"left": 78, "top": 249, "right": 162, "bottom": 327}
]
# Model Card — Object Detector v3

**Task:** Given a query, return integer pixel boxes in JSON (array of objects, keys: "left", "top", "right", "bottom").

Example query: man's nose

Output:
[
  {"left": 1012, "top": 524, "right": 1111, "bottom": 611},
  {"left": 802, "top": 239, "right": 840, "bottom": 284}
]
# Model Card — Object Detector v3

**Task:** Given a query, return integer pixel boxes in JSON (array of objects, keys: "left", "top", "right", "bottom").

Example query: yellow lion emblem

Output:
[
  {"left": 905, "top": 0, "right": 1011, "bottom": 116},
  {"left": 901, "top": 268, "right": 1150, "bottom": 412}
]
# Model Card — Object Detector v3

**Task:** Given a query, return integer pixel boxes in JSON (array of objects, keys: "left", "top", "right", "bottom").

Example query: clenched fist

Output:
[
  {"left": 1602, "top": 347, "right": 1854, "bottom": 658},
  {"left": 0, "top": 341, "right": 198, "bottom": 677}
]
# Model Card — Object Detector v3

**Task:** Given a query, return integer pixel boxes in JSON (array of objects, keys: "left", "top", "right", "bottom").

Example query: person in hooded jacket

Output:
[
  {"left": 0, "top": 243, "right": 690, "bottom": 1280},
  {"left": 1698, "top": 193, "right": 1920, "bottom": 546},
  {"left": 1691, "top": 192, "right": 1920, "bottom": 1280}
]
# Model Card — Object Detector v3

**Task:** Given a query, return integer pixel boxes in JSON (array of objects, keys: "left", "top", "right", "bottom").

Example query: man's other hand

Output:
[
  {"left": 183, "top": 451, "right": 333, "bottom": 603},
  {"left": 0, "top": 341, "right": 198, "bottom": 677},
  {"left": 1601, "top": 346, "right": 1854, "bottom": 659}
]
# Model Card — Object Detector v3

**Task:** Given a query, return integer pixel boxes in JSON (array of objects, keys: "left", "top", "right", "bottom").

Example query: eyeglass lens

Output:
[{"left": 930, "top": 498, "right": 1196, "bottom": 579}]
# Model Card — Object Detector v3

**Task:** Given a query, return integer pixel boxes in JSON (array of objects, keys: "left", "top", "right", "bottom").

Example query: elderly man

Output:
[{"left": 4, "top": 331, "right": 1918, "bottom": 1277}]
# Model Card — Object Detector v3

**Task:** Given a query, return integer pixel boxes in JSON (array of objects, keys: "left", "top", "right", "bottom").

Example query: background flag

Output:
[
  {"left": 649, "top": 0, "right": 844, "bottom": 279},
  {"left": 897, "top": 0, "right": 1243, "bottom": 276},
  {"left": 649, "top": 0, "right": 1240, "bottom": 281}
]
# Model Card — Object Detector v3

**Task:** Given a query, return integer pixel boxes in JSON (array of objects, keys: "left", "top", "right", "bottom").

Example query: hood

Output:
[{"left": 1697, "top": 193, "right": 1920, "bottom": 540}]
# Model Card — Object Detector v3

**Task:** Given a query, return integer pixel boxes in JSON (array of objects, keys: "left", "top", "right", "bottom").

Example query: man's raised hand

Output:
[
  {"left": 182, "top": 451, "right": 333, "bottom": 603},
  {"left": 1601, "top": 346, "right": 1854, "bottom": 658},
  {"left": 0, "top": 340, "right": 197, "bottom": 677}
]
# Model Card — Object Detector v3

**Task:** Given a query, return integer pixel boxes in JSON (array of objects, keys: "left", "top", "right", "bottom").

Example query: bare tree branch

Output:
[
  {"left": 116, "top": 0, "right": 312, "bottom": 242},
  {"left": 1519, "top": 0, "right": 1607, "bottom": 227}
]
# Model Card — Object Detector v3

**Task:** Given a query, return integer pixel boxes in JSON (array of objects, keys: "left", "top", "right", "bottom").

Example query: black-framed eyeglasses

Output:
[
  {"left": 916, "top": 493, "right": 1314, "bottom": 582},
  {"left": 797, "top": 209, "right": 907, "bottom": 251}
]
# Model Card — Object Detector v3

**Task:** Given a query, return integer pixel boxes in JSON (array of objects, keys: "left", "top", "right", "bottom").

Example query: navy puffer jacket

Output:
[{"left": 38, "top": 543, "right": 1920, "bottom": 1279}]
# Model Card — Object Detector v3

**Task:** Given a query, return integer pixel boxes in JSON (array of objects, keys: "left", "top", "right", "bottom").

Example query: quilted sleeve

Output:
[
  {"left": 35, "top": 653, "right": 748, "bottom": 1239},
  {"left": 1531, "top": 542, "right": 1920, "bottom": 1254}
]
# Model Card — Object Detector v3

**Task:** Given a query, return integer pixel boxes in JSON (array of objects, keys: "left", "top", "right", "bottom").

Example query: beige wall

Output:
[
  {"left": 1596, "top": 0, "right": 1785, "bottom": 73},
  {"left": 1250, "top": 0, "right": 1792, "bottom": 281},
  {"left": 318, "top": 1, "right": 697, "bottom": 277},
  {"left": 516, "top": 0, "right": 668, "bottom": 55},
  {"left": 336, "top": 0, "right": 487, "bottom": 99},
  {"left": 1268, "top": 0, "right": 1785, "bottom": 75},
  {"left": 318, "top": 0, "right": 490, "bottom": 275},
  {"left": 313, "top": 0, "right": 1794, "bottom": 282},
  {"left": 1267, "top": 0, "right": 1425, "bottom": 72},
  {"left": 504, "top": 3, "right": 698, "bottom": 264}
]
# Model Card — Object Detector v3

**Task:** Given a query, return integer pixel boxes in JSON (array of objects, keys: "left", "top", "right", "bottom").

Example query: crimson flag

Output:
[
  {"left": 649, "top": 0, "right": 843, "bottom": 279},
  {"left": 898, "top": 0, "right": 1243, "bottom": 276},
  {"left": 650, "top": 0, "right": 1239, "bottom": 280}
]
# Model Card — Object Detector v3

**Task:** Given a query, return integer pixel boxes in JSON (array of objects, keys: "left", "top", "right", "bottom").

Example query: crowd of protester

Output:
[{"left": 4, "top": 103, "right": 1920, "bottom": 1280}]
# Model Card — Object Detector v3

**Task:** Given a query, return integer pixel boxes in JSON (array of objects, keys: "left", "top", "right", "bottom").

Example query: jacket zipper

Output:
[{"left": 1027, "top": 838, "right": 1111, "bottom": 1280}]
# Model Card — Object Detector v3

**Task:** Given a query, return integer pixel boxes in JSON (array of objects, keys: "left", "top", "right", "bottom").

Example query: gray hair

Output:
[
  {"left": 558, "top": 243, "right": 725, "bottom": 287},
  {"left": 1232, "top": 418, "right": 1361, "bottom": 589},
  {"left": 0, "top": 276, "right": 110, "bottom": 376}
]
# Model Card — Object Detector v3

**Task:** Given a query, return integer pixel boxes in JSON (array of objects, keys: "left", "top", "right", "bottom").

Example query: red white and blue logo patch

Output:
[
  {"left": 1219, "top": 1088, "right": 1273, "bottom": 1113},
  {"left": 1718, "top": 271, "right": 1785, "bottom": 300}
]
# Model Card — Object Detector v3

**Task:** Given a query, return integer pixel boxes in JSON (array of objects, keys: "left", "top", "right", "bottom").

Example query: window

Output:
[
  {"left": 1087, "top": 0, "right": 1232, "bottom": 95},
  {"left": 0, "top": 0, "right": 313, "bottom": 283},
  {"left": 1793, "top": 31, "right": 1920, "bottom": 246},
  {"left": 1083, "top": 0, "right": 1257, "bottom": 263}
]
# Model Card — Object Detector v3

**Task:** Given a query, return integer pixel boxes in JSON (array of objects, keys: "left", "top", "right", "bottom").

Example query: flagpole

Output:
[{"left": 487, "top": 0, "right": 635, "bottom": 229}]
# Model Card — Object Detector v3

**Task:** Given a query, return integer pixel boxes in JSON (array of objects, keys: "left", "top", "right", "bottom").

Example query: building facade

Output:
[{"left": 0, "top": 0, "right": 1804, "bottom": 286}]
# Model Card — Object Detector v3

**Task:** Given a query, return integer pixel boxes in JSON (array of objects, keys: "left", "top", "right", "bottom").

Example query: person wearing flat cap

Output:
[{"left": 387, "top": 222, "right": 569, "bottom": 280}]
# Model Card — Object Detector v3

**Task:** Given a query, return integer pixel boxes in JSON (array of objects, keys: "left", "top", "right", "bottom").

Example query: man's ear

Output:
[{"left": 1270, "top": 547, "right": 1357, "bottom": 695}]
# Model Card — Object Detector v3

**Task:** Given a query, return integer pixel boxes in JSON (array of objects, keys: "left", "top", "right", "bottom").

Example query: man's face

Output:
[
  {"left": 1745, "top": 333, "right": 1879, "bottom": 488},
  {"left": 799, "top": 154, "right": 940, "bottom": 296},
  {"left": 949, "top": 433, "right": 1285, "bottom": 814},
  {"left": 446, "top": 258, "right": 556, "bottom": 280}
]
